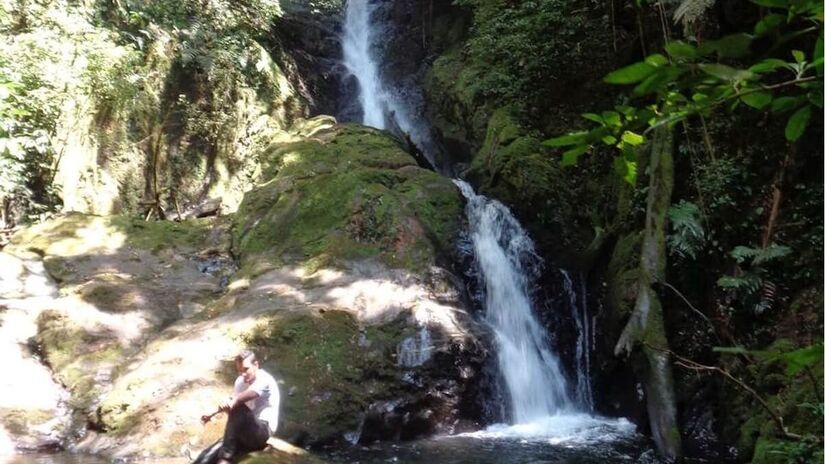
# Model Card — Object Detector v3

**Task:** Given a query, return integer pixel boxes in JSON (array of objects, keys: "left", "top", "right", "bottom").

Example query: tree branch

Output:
[
  {"left": 644, "top": 342, "right": 806, "bottom": 442},
  {"left": 661, "top": 281, "right": 719, "bottom": 342}
]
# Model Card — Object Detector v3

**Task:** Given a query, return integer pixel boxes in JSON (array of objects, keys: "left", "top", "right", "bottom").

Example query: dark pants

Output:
[{"left": 193, "top": 403, "right": 270, "bottom": 464}]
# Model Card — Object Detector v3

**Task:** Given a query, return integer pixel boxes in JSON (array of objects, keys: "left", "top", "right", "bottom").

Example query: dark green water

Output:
[{"left": 321, "top": 435, "right": 658, "bottom": 464}]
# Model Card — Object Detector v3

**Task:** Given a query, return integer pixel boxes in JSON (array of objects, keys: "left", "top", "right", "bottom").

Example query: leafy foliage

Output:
[
  {"left": 713, "top": 342, "right": 823, "bottom": 376},
  {"left": 730, "top": 243, "right": 792, "bottom": 267},
  {"left": 667, "top": 200, "right": 705, "bottom": 259},
  {"left": 545, "top": 0, "right": 823, "bottom": 183},
  {"left": 0, "top": 0, "right": 299, "bottom": 223},
  {"left": 717, "top": 243, "right": 791, "bottom": 313},
  {"left": 453, "top": 0, "right": 603, "bottom": 103}
]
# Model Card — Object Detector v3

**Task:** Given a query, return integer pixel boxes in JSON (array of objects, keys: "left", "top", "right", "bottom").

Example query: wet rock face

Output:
[
  {"left": 0, "top": 252, "right": 71, "bottom": 453},
  {"left": 275, "top": 4, "right": 345, "bottom": 118}
]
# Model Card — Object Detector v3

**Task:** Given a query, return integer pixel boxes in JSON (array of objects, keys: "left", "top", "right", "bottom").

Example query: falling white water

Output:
[
  {"left": 342, "top": 0, "right": 635, "bottom": 443},
  {"left": 562, "top": 271, "right": 594, "bottom": 411},
  {"left": 341, "top": 0, "right": 386, "bottom": 128},
  {"left": 398, "top": 326, "right": 432, "bottom": 367},
  {"left": 341, "top": 0, "right": 439, "bottom": 169},
  {"left": 454, "top": 180, "right": 572, "bottom": 422}
]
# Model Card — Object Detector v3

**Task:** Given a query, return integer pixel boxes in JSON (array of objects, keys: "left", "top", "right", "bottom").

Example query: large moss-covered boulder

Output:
[
  {"left": 234, "top": 121, "right": 462, "bottom": 274},
  {"left": 228, "top": 120, "right": 485, "bottom": 444},
  {"left": 4, "top": 119, "right": 486, "bottom": 458}
]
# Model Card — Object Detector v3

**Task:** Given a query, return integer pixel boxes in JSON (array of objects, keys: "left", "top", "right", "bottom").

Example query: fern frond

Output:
[
  {"left": 730, "top": 244, "right": 791, "bottom": 265},
  {"left": 667, "top": 200, "right": 705, "bottom": 259},
  {"left": 717, "top": 273, "right": 762, "bottom": 294},
  {"left": 673, "top": 0, "right": 715, "bottom": 26},
  {"left": 752, "top": 244, "right": 792, "bottom": 266}
]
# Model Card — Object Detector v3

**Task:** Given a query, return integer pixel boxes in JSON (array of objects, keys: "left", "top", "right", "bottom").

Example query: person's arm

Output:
[
  {"left": 227, "top": 388, "right": 260, "bottom": 409},
  {"left": 200, "top": 389, "right": 260, "bottom": 424}
]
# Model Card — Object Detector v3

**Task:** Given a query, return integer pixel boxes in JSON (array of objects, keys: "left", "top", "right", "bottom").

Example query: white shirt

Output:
[{"left": 233, "top": 368, "right": 280, "bottom": 434}]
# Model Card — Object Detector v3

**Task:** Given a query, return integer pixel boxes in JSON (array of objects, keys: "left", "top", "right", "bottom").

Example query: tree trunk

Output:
[
  {"left": 761, "top": 144, "right": 794, "bottom": 247},
  {"left": 613, "top": 126, "right": 682, "bottom": 460}
]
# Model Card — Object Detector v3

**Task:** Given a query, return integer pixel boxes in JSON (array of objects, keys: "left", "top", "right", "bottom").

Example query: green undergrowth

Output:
[{"left": 719, "top": 338, "right": 824, "bottom": 464}]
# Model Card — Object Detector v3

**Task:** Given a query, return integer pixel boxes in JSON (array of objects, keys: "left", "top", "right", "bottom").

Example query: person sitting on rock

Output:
[{"left": 193, "top": 350, "right": 280, "bottom": 464}]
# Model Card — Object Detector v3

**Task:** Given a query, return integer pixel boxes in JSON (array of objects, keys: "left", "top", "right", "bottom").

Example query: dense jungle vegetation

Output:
[{"left": 445, "top": 0, "right": 823, "bottom": 460}]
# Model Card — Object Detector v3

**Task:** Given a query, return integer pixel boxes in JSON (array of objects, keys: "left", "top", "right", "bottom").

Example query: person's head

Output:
[{"left": 234, "top": 350, "right": 259, "bottom": 384}]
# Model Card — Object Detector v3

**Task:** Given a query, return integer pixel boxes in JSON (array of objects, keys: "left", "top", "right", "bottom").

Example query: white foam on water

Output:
[{"left": 461, "top": 413, "right": 636, "bottom": 446}]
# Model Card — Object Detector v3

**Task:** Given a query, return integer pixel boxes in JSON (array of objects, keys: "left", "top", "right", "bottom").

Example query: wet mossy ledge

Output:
[
  {"left": 233, "top": 121, "right": 463, "bottom": 276},
  {"left": 463, "top": 107, "right": 594, "bottom": 268}
]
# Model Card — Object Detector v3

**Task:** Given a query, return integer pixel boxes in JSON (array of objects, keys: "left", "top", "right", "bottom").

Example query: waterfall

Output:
[
  {"left": 340, "top": 0, "right": 614, "bottom": 430},
  {"left": 562, "top": 271, "right": 594, "bottom": 411},
  {"left": 455, "top": 180, "right": 572, "bottom": 422},
  {"left": 341, "top": 0, "right": 439, "bottom": 169},
  {"left": 341, "top": 0, "right": 385, "bottom": 128}
]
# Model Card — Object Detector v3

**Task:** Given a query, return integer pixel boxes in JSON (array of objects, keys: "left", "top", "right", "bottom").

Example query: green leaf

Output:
[
  {"left": 784, "top": 105, "right": 812, "bottom": 141},
  {"left": 699, "top": 63, "right": 754, "bottom": 82},
  {"left": 601, "top": 111, "right": 621, "bottom": 126},
  {"left": 561, "top": 145, "right": 588, "bottom": 166},
  {"left": 544, "top": 131, "right": 588, "bottom": 147},
  {"left": 779, "top": 344, "right": 824, "bottom": 375},
  {"left": 604, "top": 62, "right": 656, "bottom": 84},
  {"left": 741, "top": 91, "right": 773, "bottom": 109},
  {"left": 714, "top": 33, "right": 754, "bottom": 58},
  {"left": 717, "top": 274, "right": 762, "bottom": 292},
  {"left": 634, "top": 66, "right": 686, "bottom": 95},
  {"left": 749, "top": 58, "right": 790, "bottom": 74},
  {"left": 665, "top": 41, "right": 696, "bottom": 60},
  {"left": 754, "top": 14, "right": 784, "bottom": 36},
  {"left": 601, "top": 135, "right": 618, "bottom": 145},
  {"left": 792, "top": 49, "right": 805, "bottom": 63},
  {"left": 645, "top": 53, "right": 668, "bottom": 67},
  {"left": 751, "top": 244, "right": 792, "bottom": 265},
  {"left": 582, "top": 113, "right": 603, "bottom": 123},
  {"left": 615, "top": 105, "right": 635, "bottom": 116},
  {"left": 692, "top": 92, "right": 709, "bottom": 103},
  {"left": 771, "top": 96, "right": 803, "bottom": 112},
  {"left": 814, "top": 35, "right": 823, "bottom": 75},
  {"left": 613, "top": 155, "right": 637, "bottom": 185},
  {"left": 621, "top": 131, "right": 645, "bottom": 146}
]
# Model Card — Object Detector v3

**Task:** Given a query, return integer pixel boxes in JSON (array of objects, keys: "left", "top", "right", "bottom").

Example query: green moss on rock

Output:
[
  {"left": 35, "top": 310, "right": 125, "bottom": 412},
  {"left": 8, "top": 212, "right": 225, "bottom": 257},
  {"left": 0, "top": 408, "right": 52, "bottom": 436},
  {"left": 464, "top": 107, "right": 591, "bottom": 266},
  {"left": 718, "top": 337, "right": 824, "bottom": 463},
  {"left": 233, "top": 124, "right": 462, "bottom": 274},
  {"left": 244, "top": 310, "right": 408, "bottom": 443}
]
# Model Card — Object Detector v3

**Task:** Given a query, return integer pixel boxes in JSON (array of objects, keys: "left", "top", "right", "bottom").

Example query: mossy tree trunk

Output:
[{"left": 613, "top": 126, "right": 682, "bottom": 460}]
